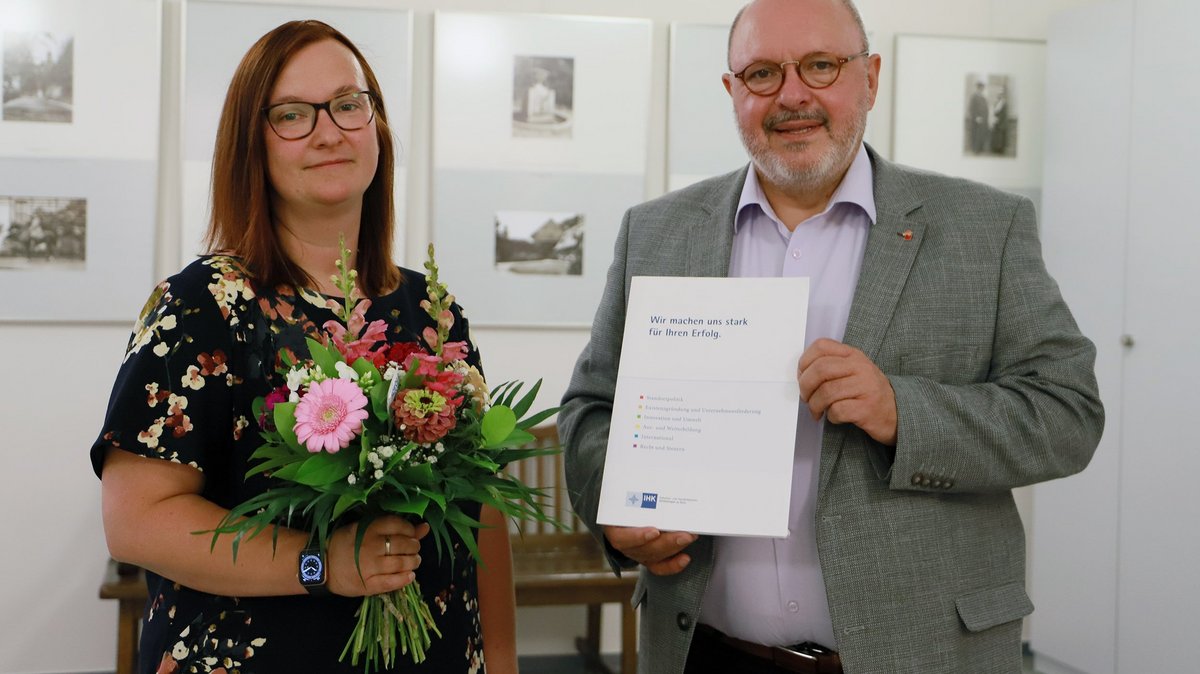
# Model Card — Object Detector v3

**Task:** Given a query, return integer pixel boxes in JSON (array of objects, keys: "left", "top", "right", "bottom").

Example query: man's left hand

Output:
[{"left": 798, "top": 338, "right": 898, "bottom": 446}]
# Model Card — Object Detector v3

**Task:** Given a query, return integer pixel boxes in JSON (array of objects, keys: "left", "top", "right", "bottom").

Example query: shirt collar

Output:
[{"left": 734, "top": 143, "right": 877, "bottom": 233}]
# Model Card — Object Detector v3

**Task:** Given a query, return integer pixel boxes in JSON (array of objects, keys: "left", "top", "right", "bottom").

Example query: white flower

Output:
[
  {"left": 159, "top": 314, "right": 178, "bottom": 331},
  {"left": 334, "top": 361, "right": 359, "bottom": 380},
  {"left": 428, "top": 456, "right": 438, "bottom": 464},
  {"left": 374, "top": 469, "right": 383, "bottom": 480},
  {"left": 153, "top": 342, "right": 169, "bottom": 357},
  {"left": 347, "top": 474, "right": 357, "bottom": 485},
  {"left": 286, "top": 367, "right": 308, "bottom": 392},
  {"left": 138, "top": 420, "right": 164, "bottom": 449},
  {"left": 171, "top": 640, "right": 188, "bottom": 659},
  {"left": 289, "top": 391, "right": 300, "bottom": 403},
  {"left": 181, "top": 365, "right": 205, "bottom": 390},
  {"left": 379, "top": 445, "right": 395, "bottom": 459},
  {"left": 435, "top": 442, "right": 445, "bottom": 454}
]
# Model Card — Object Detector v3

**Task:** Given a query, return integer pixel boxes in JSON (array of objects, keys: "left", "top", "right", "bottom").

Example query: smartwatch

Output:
[{"left": 298, "top": 547, "right": 330, "bottom": 595}]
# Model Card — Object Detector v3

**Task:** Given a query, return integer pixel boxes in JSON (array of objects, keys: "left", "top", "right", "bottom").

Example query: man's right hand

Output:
[{"left": 603, "top": 525, "right": 698, "bottom": 576}]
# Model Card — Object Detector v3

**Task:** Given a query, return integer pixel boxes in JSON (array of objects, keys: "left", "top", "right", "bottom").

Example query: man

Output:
[
  {"left": 968, "top": 80, "right": 990, "bottom": 153},
  {"left": 558, "top": 1, "right": 1104, "bottom": 673}
]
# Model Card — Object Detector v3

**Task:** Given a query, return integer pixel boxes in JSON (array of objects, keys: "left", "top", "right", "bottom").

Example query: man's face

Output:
[{"left": 723, "top": 0, "right": 880, "bottom": 195}]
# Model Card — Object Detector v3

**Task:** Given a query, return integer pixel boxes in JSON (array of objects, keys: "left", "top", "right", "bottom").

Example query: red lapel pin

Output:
[{"left": 897, "top": 229, "right": 913, "bottom": 241}]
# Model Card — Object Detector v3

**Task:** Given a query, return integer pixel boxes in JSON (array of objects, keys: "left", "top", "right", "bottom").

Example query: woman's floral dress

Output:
[{"left": 90, "top": 256, "right": 488, "bottom": 674}]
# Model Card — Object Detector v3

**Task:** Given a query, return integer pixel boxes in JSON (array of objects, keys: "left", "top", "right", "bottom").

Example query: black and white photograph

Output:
[
  {"left": 963, "top": 73, "right": 1017, "bottom": 157},
  {"left": 512, "top": 55, "right": 573, "bottom": 138},
  {"left": 2, "top": 32, "right": 74, "bottom": 123},
  {"left": 893, "top": 35, "right": 1043, "bottom": 190},
  {"left": 0, "top": 195, "right": 86, "bottom": 269},
  {"left": 494, "top": 210, "right": 583, "bottom": 275}
]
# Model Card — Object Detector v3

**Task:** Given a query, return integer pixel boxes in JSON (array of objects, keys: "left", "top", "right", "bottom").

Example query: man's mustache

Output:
[{"left": 763, "top": 110, "right": 829, "bottom": 132}]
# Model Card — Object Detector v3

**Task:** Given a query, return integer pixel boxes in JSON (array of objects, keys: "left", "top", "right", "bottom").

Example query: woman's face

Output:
[{"left": 263, "top": 39, "right": 380, "bottom": 221}]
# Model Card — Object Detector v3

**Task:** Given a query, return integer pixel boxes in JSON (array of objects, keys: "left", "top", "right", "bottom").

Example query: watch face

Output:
[{"left": 299, "top": 552, "right": 324, "bottom": 584}]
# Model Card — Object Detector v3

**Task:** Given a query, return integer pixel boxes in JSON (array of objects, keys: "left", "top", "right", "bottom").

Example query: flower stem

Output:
[{"left": 340, "top": 581, "right": 440, "bottom": 672}]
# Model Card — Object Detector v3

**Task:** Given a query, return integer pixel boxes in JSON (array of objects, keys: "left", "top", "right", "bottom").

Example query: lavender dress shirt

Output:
[{"left": 696, "top": 144, "right": 875, "bottom": 648}]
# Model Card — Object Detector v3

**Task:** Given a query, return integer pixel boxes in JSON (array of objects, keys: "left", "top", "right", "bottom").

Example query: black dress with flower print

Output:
[{"left": 90, "top": 256, "right": 488, "bottom": 674}]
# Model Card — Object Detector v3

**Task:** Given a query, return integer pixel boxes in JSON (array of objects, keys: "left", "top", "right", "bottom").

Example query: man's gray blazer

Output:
[{"left": 558, "top": 146, "right": 1104, "bottom": 674}]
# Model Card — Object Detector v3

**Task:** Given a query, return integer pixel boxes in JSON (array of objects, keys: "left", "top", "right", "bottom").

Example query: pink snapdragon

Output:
[
  {"left": 324, "top": 301, "right": 389, "bottom": 364},
  {"left": 293, "top": 378, "right": 369, "bottom": 453}
]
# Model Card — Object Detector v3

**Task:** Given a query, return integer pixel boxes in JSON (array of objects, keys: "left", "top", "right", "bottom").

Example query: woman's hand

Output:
[{"left": 326, "top": 516, "right": 429, "bottom": 596}]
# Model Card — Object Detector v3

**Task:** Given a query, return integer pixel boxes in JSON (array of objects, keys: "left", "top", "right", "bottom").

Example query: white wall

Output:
[{"left": 0, "top": 0, "right": 1102, "bottom": 671}]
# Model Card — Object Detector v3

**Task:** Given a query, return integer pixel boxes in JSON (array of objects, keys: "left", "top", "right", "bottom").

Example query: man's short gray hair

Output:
[{"left": 727, "top": 0, "right": 870, "bottom": 69}]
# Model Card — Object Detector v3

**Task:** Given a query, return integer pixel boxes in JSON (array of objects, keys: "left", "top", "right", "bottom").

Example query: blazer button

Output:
[
  {"left": 677, "top": 612, "right": 693, "bottom": 631},
  {"left": 920, "top": 477, "right": 931, "bottom": 487},
  {"left": 931, "top": 480, "right": 942, "bottom": 488},
  {"left": 911, "top": 473, "right": 924, "bottom": 486},
  {"left": 942, "top": 480, "right": 954, "bottom": 489}
]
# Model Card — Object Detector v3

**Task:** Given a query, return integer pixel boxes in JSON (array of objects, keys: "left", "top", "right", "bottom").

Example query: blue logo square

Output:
[{"left": 640, "top": 493, "right": 658, "bottom": 509}]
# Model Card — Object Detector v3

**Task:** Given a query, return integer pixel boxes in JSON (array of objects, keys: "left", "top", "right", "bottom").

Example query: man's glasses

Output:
[
  {"left": 731, "top": 51, "right": 869, "bottom": 96},
  {"left": 262, "top": 90, "right": 377, "bottom": 140}
]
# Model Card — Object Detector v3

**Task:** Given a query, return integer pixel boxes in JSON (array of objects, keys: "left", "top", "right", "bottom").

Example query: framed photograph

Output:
[
  {"left": 494, "top": 210, "right": 583, "bottom": 275},
  {"left": 893, "top": 35, "right": 1045, "bottom": 190},
  {"left": 433, "top": 12, "right": 652, "bottom": 327},
  {"left": 667, "top": 23, "right": 748, "bottom": 192},
  {"left": 181, "top": 1, "right": 413, "bottom": 264},
  {"left": 512, "top": 56, "right": 574, "bottom": 138},
  {"left": 2, "top": 31, "right": 74, "bottom": 123},
  {"left": 0, "top": 195, "right": 86, "bottom": 268},
  {"left": 0, "top": 0, "right": 160, "bottom": 322}
]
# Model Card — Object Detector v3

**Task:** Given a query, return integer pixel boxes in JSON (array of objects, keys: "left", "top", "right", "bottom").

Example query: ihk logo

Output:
[{"left": 625, "top": 492, "right": 659, "bottom": 509}]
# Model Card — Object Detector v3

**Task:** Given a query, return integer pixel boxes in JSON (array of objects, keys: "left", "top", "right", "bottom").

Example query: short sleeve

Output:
[{"left": 90, "top": 265, "right": 241, "bottom": 477}]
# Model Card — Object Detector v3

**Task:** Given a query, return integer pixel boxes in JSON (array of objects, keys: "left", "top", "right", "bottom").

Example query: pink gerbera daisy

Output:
[{"left": 293, "top": 378, "right": 369, "bottom": 453}]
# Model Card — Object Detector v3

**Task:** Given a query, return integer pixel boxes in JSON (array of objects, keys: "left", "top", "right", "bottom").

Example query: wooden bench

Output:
[
  {"left": 98, "top": 558, "right": 146, "bottom": 674},
  {"left": 509, "top": 426, "right": 638, "bottom": 674}
]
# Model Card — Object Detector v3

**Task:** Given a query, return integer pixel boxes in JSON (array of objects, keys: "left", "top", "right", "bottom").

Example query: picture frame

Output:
[
  {"left": 180, "top": 1, "right": 412, "bottom": 265},
  {"left": 432, "top": 12, "right": 652, "bottom": 327},
  {"left": 892, "top": 35, "right": 1046, "bottom": 192},
  {"left": 0, "top": 0, "right": 161, "bottom": 322},
  {"left": 667, "top": 23, "right": 748, "bottom": 192}
]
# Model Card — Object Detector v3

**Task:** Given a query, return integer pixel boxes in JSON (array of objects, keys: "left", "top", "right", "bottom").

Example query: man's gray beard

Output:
[{"left": 739, "top": 105, "right": 869, "bottom": 195}]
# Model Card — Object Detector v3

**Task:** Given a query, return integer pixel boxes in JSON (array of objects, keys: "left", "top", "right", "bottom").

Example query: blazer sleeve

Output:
[
  {"left": 885, "top": 197, "right": 1105, "bottom": 493},
  {"left": 558, "top": 207, "right": 639, "bottom": 573}
]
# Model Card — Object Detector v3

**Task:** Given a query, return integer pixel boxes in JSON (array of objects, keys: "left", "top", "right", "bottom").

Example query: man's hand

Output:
[
  {"left": 798, "top": 338, "right": 898, "bottom": 446},
  {"left": 603, "top": 525, "right": 698, "bottom": 576}
]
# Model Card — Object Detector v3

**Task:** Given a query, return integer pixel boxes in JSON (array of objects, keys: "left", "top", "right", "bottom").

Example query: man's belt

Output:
[{"left": 693, "top": 623, "right": 844, "bottom": 674}]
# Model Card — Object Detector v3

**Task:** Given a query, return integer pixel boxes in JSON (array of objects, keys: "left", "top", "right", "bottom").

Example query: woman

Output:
[{"left": 91, "top": 21, "right": 517, "bottom": 673}]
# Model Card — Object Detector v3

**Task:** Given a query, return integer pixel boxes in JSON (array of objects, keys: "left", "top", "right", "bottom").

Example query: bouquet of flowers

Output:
[{"left": 204, "top": 242, "right": 557, "bottom": 671}]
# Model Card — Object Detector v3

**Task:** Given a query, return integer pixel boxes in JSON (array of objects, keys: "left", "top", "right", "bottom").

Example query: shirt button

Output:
[
  {"left": 677, "top": 612, "right": 692, "bottom": 630},
  {"left": 787, "top": 600, "right": 800, "bottom": 613},
  {"left": 791, "top": 248, "right": 802, "bottom": 259}
]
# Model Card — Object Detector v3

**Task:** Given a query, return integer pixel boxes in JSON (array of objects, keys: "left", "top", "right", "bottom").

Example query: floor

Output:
[{"left": 517, "top": 651, "right": 1043, "bottom": 673}]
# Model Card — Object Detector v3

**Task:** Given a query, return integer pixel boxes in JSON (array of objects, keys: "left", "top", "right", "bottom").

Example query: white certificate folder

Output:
[{"left": 596, "top": 276, "right": 809, "bottom": 537}]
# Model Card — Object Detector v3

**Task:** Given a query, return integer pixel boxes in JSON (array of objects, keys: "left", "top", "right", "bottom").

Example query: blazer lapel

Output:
[
  {"left": 841, "top": 151, "right": 925, "bottom": 360},
  {"left": 685, "top": 166, "right": 747, "bottom": 279}
]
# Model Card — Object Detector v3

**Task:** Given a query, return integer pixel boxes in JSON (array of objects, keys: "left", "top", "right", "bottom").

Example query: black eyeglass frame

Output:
[
  {"left": 731, "top": 51, "right": 870, "bottom": 96},
  {"left": 261, "top": 90, "right": 378, "bottom": 140}
]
